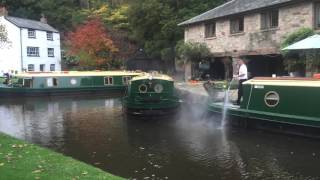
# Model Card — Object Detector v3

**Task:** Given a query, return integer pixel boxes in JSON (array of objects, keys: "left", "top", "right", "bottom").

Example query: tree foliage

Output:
[
  {"left": 281, "top": 28, "right": 315, "bottom": 74},
  {"left": 1, "top": 0, "right": 225, "bottom": 70},
  {"left": 66, "top": 18, "right": 118, "bottom": 69},
  {"left": 176, "top": 41, "right": 212, "bottom": 63},
  {"left": 0, "top": 23, "right": 11, "bottom": 48}
]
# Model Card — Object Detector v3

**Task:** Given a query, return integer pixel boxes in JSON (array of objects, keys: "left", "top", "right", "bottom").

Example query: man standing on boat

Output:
[{"left": 235, "top": 59, "right": 248, "bottom": 105}]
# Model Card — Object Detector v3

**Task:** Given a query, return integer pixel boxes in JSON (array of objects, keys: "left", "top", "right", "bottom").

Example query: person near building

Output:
[{"left": 235, "top": 59, "right": 248, "bottom": 105}]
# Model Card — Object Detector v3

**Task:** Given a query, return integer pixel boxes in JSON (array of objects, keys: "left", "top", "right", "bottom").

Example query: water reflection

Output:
[{"left": 0, "top": 96, "right": 319, "bottom": 180}]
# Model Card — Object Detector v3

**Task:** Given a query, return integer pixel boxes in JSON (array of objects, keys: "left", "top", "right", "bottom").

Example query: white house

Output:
[{"left": 0, "top": 7, "right": 61, "bottom": 73}]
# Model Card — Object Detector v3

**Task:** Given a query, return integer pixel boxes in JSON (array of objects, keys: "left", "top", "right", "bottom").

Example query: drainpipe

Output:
[{"left": 20, "top": 28, "right": 23, "bottom": 72}]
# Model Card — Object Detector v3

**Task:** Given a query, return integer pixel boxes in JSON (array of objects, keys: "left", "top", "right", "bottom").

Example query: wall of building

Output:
[
  {"left": 0, "top": 16, "right": 22, "bottom": 74},
  {"left": 21, "top": 29, "right": 61, "bottom": 72},
  {"left": 184, "top": 1, "right": 314, "bottom": 57}
]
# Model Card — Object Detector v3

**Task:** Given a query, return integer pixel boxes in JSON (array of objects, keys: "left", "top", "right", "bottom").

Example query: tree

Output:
[
  {"left": 127, "top": 0, "right": 225, "bottom": 72},
  {"left": 281, "top": 28, "right": 316, "bottom": 76},
  {"left": 65, "top": 18, "right": 118, "bottom": 69},
  {"left": 176, "top": 41, "right": 212, "bottom": 78},
  {"left": 0, "top": 23, "right": 10, "bottom": 48}
]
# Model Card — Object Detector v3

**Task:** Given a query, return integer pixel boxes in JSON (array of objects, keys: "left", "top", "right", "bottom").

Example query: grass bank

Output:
[{"left": 0, "top": 133, "right": 123, "bottom": 180}]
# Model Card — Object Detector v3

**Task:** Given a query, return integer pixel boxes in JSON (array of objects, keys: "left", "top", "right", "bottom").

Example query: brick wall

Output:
[{"left": 184, "top": 2, "right": 314, "bottom": 57}]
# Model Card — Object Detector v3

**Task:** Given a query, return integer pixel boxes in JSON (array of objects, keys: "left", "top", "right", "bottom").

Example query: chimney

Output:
[
  {"left": 0, "top": 6, "right": 8, "bottom": 17},
  {"left": 40, "top": 14, "right": 47, "bottom": 24}
]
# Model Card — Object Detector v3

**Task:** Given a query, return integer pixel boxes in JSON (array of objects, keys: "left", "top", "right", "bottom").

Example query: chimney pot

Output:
[
  {"left": 0, "top": 6, "right": 8, "bottom": 17},
  {"left": 40, "top": 14, "right": 47, "bottom": 24}
]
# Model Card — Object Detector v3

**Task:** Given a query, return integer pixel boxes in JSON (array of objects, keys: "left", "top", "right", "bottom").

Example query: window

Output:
[
  {"left": 50, "top": 64, "right": 55, "bottom": 71},
  {"left": 40, "top": 64, "right": 45, "bottom": 72},
  {"left": 23, "top": 79, "right": 33, "bottom": 88},
  {"left": 27, "top": 64, "right": 34, "bottom": 72},
  {"left": 230, "top": 17, "right": 244, "bottom": 34},
  {"left": 261, "top": 10, "right": 279, "bottom": 30},
  {"left": 104, "top": 77, "right": 113, "bottom": 85},
  {"left": 205, "top": 22, "right": 216, "bottom": 38},
  {"left": 27, "top": 47, "right": 40, "bottom": 57},
  {"left": 47, "top": 78, "right": 58, "bottom": 87},
  {"left": 28, "top": 29, "right": 36, "bottom": 38},
  {"left": 48, "top": 48, "right": 54, "bottom": 57},
  {"left": 122, "top": 76, "right": 131, "bottom": 85},
  {"left": 316, "top": 3, "right": 320, "bottom": 29},
  {"left": 47, "top": 32, "right": 53, "bottom": 40}
]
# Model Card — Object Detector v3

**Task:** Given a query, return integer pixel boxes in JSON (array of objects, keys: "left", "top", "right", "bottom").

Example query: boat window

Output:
[
  {"left": 139, "top": 84, "right": 148, "bottom": 93},
  {"left": 53, "top": 78, "right": 58, "bottom": 86},
  {"left": 264, "top": 91, "right": 280, "bottom": 107},
  {"left": 23, "top": 79, "right": 32, "bottom": 88},
  {"left": 154, "top": 84, "right": 164, "bottom": 93},
  {"left": 47, "top": 78, "right": 58, "bottom": 87},
  {"left": 70, "top": 78, "right": 77, "bottom": 85},
  {"left": 122, "top": 76, "right": 131, "bottom": 85},
  {"left": 104, "top": 77, "right": 113, "bottom": 85}
]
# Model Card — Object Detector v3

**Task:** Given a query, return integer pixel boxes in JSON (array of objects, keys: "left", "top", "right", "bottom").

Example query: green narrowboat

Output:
[
  {"left": 0, "top": 71, "right": 142, "bottom": 96},
  {"left": 123, "top": 72, "right": 181, "bottom": 115},
  {"left": 207, "top": 77, "right": 320, "bottom": 128}
]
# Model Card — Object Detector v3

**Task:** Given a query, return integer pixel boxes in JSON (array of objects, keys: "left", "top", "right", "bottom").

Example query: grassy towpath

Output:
[{"left": 0, "top": 133, "right": 124, "bottom": 180}]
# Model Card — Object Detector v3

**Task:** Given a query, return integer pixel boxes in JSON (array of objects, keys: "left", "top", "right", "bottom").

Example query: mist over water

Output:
[{"left": 0, "top": 95, "right": 320, "bottom": 180}]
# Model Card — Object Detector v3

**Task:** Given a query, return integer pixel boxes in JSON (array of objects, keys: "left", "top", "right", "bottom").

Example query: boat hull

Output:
[{"left": 0, "top": 86, "right": 126, "bottom": 97}]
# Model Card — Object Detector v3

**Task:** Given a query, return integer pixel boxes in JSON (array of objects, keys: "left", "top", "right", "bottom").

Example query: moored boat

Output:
[
  {"left": 0, "top": 71, "right": 142, "bottom": 96},
  {"left": 208, "top": 77, "right": 320, "bottom": 128},
  {"left": 123, "top": 72, "right": 181, "bottom": 115}
]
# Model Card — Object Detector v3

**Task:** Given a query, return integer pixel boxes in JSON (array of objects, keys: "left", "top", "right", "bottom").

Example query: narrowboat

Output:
[
  {"left": 207, "top": 77, "right": 320, "bottom": 128},
  {"left": 0, "top": 71, "right": 142, "bottom": 96},
  {"left": 123, "top": 72, "right": 181, "bottom": 115}
]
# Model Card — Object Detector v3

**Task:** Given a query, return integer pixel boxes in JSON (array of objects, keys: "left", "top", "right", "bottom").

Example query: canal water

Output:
[{"left": 0, "top": 95, "right": 320, "bottom": 180}]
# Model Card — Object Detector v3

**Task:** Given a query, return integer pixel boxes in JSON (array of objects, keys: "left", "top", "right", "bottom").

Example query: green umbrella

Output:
[{"left": 282, "top": 34, "right": 320, "bottom": 50}]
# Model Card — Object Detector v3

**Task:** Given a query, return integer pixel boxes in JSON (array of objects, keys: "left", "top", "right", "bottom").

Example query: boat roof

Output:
[
  {"left": 244, "top": 77, "right": 320, "bottom": 87},
  {"left": 131, "top": 73, "right": 174, "bottom": 82},
  {"left": 15, "top": 71, "right": 143, "bottom": 78}
]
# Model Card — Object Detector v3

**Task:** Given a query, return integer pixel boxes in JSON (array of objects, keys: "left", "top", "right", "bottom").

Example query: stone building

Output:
[{"left": 179, "top": 0, "right": 320, "bottom": 79}]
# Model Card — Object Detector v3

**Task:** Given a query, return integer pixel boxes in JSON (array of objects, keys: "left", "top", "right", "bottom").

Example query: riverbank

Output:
[{"left": 0, "top": 133, "right": 123, "bottom": 180}]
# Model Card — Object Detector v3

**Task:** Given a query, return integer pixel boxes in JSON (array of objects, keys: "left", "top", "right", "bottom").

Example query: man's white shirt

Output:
[{"left": 238, "top": 64, "right": 248, "bottom": 80}]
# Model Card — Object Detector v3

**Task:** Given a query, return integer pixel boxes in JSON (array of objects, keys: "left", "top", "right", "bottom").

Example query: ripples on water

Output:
[{"left": 0, "top": 96, "right": 320, "bottom": 180}]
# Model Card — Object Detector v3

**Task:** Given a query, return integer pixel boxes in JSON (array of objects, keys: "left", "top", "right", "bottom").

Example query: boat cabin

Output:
[{"left": 11, "top": 71, "right": 141, "bottom": 89}]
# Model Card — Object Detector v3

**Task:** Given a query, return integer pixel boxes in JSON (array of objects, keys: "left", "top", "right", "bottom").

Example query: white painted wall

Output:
[
  {"left": 21, "top": 29, "right": 61, "bottom": 72},
  {"left": 0, "top": 16, "right": 21, "bottom": 74},
  {"left": 0, "top": 16, "right": 61, "bottom": 73}
]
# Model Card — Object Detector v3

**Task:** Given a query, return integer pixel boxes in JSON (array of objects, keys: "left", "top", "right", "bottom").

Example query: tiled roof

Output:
[
  {"left": 5, "top": 16, "right": 59, "bottom": 32},
  {"left": 179, "top": 0, "right": 295, "bottom": 26}
]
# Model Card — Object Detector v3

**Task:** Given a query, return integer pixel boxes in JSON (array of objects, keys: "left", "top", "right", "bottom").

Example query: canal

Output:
[{"left": 0, "top": 95, "right": 319, "bottom": 180}]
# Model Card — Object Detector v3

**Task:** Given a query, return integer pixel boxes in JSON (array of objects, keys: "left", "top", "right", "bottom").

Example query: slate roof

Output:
[
  {"left": 5, "top": 16, "right": 59, "bottom": 32},
  {"left": 179, "top": 0, "right": 295, "bottom": 26}
]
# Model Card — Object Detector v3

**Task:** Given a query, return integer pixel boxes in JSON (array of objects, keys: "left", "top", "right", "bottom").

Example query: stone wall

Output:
[{"left": 184, "top": 1, "right": 315, "bottom": 57}]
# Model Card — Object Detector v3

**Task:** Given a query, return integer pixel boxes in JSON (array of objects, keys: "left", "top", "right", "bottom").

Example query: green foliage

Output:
[
  {"left": 176, "top": 41, "right": 212, "bottom": 63},
  {"left": 281, "top": 28, "right": 315, "bottom": 49},
  {"left": 281, "top": 28, "right": 315, "bottom": 73}
]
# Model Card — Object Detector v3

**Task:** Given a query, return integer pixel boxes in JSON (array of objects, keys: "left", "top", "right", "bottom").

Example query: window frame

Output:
[
  {"left": 28, "top": 29, "right": 36, "bottom": 38},
  {"left": 122, "top": 76, "right": 131, "bottom": 85},
  {"left": 40, "top": 64, "right": 45, "bottom": 72},
  {"left": 27, "top": 47, "right": 40, "bottom": 57},
  {"left": 47, "top": 31, "right": 53, "bottom": 41},
  {"left": 261, "top": 9, "right": 279, "bottom": 30},
  {"left": 104, "top": 76, "right": 114, "bottom": 85},
  {"left": 230, "top": 17, "right": 244, "bottom": 34},
  {"left": 50, "top": 64, "right": 55, "bottom": 71},
  {"left": 315, "top": 2, "right": 320, "bottom": 29},
  {"left": 27, "top": 64, "right": 34, "bottom": 72},
  {"left": 205, "top": 21, "right": 216, "bottom": 38},
  {"left": 48, "top": 48, "right": 55, "bottom": 57}
]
